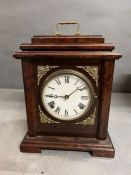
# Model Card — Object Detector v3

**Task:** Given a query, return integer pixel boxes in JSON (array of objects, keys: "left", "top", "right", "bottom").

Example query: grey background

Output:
[{"left": 0, "top": 0, "right": 131, "bottom": 92}]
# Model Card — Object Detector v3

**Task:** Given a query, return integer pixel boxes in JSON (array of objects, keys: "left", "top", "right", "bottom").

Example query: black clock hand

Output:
[
  {"left": 67, "top": 88, "right": 78, "bottom": 97},
  {"left": 46, "top": 85, "right": 85, "bottom": 100},
  {"left": 45, "top": 94, "right": 65, "bottom": 98},
  {"left": 54, "top": 95, "right": 65, "bottom": 98},
  {"left": 66, "top": 85, "right": 84, "bottom": 98}
]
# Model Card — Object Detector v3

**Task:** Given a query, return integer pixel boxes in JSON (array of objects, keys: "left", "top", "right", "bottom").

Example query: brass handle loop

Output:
[{"left": 56, "top": 21, "right": 80, "bottom": 36}]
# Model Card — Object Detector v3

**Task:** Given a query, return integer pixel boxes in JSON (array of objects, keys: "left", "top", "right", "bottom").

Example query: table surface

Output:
[{"left": 0, "top": 89, "right": 131, "bottom": 175}]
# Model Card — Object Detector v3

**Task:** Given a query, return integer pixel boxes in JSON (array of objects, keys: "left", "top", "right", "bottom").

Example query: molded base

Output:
[{"left": 20, "top": 132, "right": 115, "bottom": 158}]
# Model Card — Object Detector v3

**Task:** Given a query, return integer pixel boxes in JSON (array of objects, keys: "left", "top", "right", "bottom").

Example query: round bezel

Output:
[{"left": 40, "top": 69, "right": 95, "bottom": 121}]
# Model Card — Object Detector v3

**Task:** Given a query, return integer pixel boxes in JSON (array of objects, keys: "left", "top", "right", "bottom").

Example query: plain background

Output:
[{"left": 0, "top": 0, "right": 131, "bottom": 92}]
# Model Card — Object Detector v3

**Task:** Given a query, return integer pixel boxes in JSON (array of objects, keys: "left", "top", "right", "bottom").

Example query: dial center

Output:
[{"left": 64, "top": 94, "right": 69, "bottom": 100}]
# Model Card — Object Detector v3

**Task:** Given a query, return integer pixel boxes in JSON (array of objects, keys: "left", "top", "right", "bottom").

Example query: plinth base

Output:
[{"left": 20, "top": 133, "right": 115, "bottom": 158}]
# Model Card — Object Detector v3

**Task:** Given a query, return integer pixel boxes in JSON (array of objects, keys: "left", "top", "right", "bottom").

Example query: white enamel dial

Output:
[{"left": 41, "top": 70, "right": 94, "bottom": 121}]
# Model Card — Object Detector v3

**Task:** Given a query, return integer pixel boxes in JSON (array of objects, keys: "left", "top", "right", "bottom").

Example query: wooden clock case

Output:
[{"left": 13, "top": 35, "right": 122, "bottom": 157}]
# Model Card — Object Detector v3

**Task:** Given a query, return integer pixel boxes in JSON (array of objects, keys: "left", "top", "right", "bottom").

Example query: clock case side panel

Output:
[
  {"left": 97, "top": 60, "right": 115, "bottom": 140},
  {"left": 21, "top": 60, "right": 38, "bottom": 137}
]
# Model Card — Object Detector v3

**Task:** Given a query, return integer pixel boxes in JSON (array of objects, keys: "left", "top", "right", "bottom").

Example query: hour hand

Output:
[
  {"left": 45, "top": 94, "right": 65, "bottom": 98},
  {"left": 54, "top": 95, "right": 65, "bottom": 98}
]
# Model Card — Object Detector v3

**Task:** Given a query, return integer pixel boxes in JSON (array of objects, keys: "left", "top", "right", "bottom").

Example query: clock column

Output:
[
  {"left": 97, "top": 61, "right": 115, "bottom": 140},
  {"left": 22, "top": 60, "right": 38, "bottom": 137}
]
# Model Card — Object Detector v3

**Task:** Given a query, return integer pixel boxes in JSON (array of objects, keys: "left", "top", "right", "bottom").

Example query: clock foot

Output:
[
  {"left": 20, "top": 134, "right": 41, "bottom": 153},
  {"left": 20, "top": 132, "right": 115, "bottom": 158},
  {"left": 92, "top": 149, "right": 115, "bottom": 158},
  {"left": 20, "top": 144, "right": 41, "bottom": 153}
]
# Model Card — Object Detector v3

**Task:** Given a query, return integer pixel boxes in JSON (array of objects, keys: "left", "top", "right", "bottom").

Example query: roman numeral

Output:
[
  {"left": 55, "top": 107, "right": 60, "bottom": 114},
  {"left": 48, "top": 101, "right": 55, "bottom": 108},
  {"left": 74, "top": 109, "right": 78, "bottom": 114},
  {"left": 48, "top": 86, "right": 55, "bottom": 90},
  {"left": 74, "top": 79, "right": 79, "bottom": 85},
  {"left": 55, "top": 78, "right": 61, "bottom": 85},
  {"left": 78, "top": 103, "right": 86, "bottom": 109},
  {"left": 81, "top": 96, "right": 88, "bottom": 100},
  {"left": 65, "top": 76, "right": 70, "bottom": 83},
  {"left": 65, "top": 109, "right": 68, "bottom": 116},
  {"left": 78, "top": 86, "right": 87, "bottom": 91},
  {"left": 45, "top": 94, "right": 53, "bottom": 98}
]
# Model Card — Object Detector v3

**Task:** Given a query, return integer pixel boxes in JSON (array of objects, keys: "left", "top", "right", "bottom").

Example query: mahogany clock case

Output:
[{"left": 13, "top": 35, "right": 122, "bottom": 157}]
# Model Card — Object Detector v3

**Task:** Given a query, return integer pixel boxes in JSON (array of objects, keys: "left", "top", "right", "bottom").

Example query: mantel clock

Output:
[{"left": 13, "top": 22, "right": 122, "bottom": 157}]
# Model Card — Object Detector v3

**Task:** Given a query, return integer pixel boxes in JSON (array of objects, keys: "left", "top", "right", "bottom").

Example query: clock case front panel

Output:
[
  {"left": 13, "top": 35, "right": 122, "bottom": 157},
  {"left": 36, "top": 62, "right": 98, "bottom": 138}
]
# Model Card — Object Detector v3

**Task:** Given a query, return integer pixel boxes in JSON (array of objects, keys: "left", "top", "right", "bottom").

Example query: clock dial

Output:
[{"left": 41, "top": 70, "right": 94, "bottom": 121}]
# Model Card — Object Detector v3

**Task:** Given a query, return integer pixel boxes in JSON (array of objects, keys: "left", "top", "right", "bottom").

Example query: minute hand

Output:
[{"left": 68, "top": 86, "right": 83, "bottom": 97}]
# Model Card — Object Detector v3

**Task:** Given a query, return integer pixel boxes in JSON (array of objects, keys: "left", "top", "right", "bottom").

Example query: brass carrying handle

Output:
[{"left": 56, "top": 21, "right": 80, "bottom": 36}]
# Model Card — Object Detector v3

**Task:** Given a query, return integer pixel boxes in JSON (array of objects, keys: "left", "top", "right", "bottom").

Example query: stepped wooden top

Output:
[
  {"left": 13, "top": 35, "right": 122, "bottom": 60},
  {"left": 31, "top": 35, "right": 105, "bottom": 44}
]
